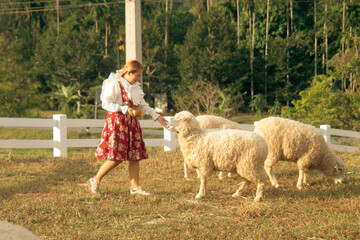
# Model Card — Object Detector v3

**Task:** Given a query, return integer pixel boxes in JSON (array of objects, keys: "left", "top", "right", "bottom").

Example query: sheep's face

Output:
[
  {"left": 168, "top": 111, "right": 196, "bottom": 134},
  {"left": 167, "top": 119, "right": 180, "bottom": 132},
  {"left": 333, "top": 161, "right": 345, "bottom": 184}
]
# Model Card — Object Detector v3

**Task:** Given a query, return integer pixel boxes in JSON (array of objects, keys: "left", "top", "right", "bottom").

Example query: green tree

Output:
[
  {"left": 34, "top": 18, "right": 112, "bottom": 117},
  {"left": 51, "top": 83, "right": 78, "bottom": 116},
  {"left": 335, "top": 90, "right": 360, "bottom": 130},
  {"left": 249, "top": 94, "right": 267, "bottom": 118},
  {"left": 175, "top": 3, "right": 247, "bottom": 111},
  {"left": 0, "top": 34, "right": 41, "bottom": 117},
  {"left": 282, "top": 75, "right": 340, "bottom": 127},
  {"left": 141, "top": 4, "right": 194, "bottom": 104}
]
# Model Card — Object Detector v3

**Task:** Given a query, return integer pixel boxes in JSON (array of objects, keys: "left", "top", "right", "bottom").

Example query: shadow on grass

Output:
[
  {"left": 265, "top": 175, "right": 360, "bottom": 201},
  {"left": 0, "top": 155, "right": 97, "bottom": 201}
]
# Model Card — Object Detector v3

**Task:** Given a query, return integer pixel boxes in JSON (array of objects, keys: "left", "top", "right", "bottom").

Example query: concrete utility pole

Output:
[{"left": 125, "top": 0, "right": 142, "bottom": 65}]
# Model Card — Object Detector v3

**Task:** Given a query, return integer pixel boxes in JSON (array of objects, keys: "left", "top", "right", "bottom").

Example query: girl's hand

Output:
[
  {"left": 157, "top": 116, "right": 169, "bottom": 129},
  {"left": 127, "top": 107, "right": 144, "bottom": 117},
  {"left": 127, "top": 107, "right": 136, "bottom": 117}
]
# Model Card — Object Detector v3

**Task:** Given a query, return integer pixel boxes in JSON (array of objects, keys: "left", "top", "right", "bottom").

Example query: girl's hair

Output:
[{"left": 120, "top": 60, "right": 143, "bottom": 77}]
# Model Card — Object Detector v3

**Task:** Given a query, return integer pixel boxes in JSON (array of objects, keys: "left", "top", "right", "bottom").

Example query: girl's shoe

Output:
[
  {"left": 130, "top": 186, "right": 150, "bottom": 196},
  {"left": 87, "top": 177, "right": 100, "bottom": 195}
]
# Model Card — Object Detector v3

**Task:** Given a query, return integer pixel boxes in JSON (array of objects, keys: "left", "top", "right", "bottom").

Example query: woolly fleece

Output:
[
  {"left": 196, "top": 115, "right": 242, "bottom": 130},
  {"left": 173, "top": 111, "right": 268, "bottom": 201},
  {"left": 253, "top": 117, "right": 345, "bottom": 189},
  {"left": 194, "top": 115, "right": 242, "bottom": 180}
]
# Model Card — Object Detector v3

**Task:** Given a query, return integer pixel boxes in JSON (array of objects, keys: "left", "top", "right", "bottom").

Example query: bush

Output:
[{"left": 281, "top": 75, "right": 360, "bottom": 130}]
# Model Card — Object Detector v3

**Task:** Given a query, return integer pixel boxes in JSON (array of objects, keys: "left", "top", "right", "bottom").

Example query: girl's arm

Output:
[
  {"left": 138, "top": 99, "right": 168, "bottom": 128},
  {"left": 138, "top": 98, "right": 160, "bottom": 120}
]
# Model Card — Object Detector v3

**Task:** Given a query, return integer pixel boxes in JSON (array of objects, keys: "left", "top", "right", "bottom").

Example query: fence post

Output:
[
  {"left": 164, "top": 116, "right": 177, "bottom": 151},
  {"left": 53, "top": 114, "right": 67, "bottom": 157},
  {"left": 320, "top": 125, "right": 331, "bottom": 145}
]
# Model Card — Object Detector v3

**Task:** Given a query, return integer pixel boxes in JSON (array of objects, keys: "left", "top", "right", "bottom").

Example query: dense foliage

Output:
[{"left": 0, "top": 0, "right": 359, "bottom": 129}]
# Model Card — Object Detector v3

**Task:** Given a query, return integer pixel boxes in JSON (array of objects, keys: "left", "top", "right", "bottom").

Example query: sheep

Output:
[
  {"left": 196, "top": 115, "right": 243, "bottom": 130},
  {"left": 183, "top": 115, "right": 243, "bottom": 180},
  {"left": 169, "top": 111, "right": 268, "bottom": 202},
  {"left": 253, "top": 117, "right": 345, "bottom": 190},
  {"left": 0, "top": 221, "right": 41, "bottom": 240}
]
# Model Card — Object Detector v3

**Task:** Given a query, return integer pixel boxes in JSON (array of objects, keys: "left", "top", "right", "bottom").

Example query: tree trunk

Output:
[
  {"left": 290, "top": 0, "right": 294, "bottom": 33},
  {"left": 165, "top": 0, "right": 168, "bottom": 57},
  {"left": 77, "top": 89, "right": 81, "bottom": 116},
  {"left": 32, "top": 18, "right": 36, "bottom": 48},
  {"left": 286, "top": 0, "right": 290, "bottom": 106},
  {"left": 56, "top": 0, "right": 59, "bottom": 35},
  {"left": 248, "top": 0, "right": 252, "bottom": 87},
  {"left": 314, "top": 0, "right": 317, "bottom": 76},
  {"left": 237, "top": 0, "right": 240, "bottom": 47},
  {"left": 265, "top": 0, "right": 270, "bottom": 97},
  {"left": 105, "top": 21, "right": 108, "bottom": 58},
  {"left": 342, "top": 0, "right": 346, "bottom": 91},
  {"left": 324, "top": 0, "right": 328, "bottom": 74},
  {"left": 342, "top": 0, "right": 345, "bottom": 54},
  {"left": 196, "top": 0, "right": 202, "bottom": 19},
  {"left": 349, "top": 0, "right": 353, "bottom": 39},
  {"left": 250, "top": 2, "right": 255, "bottom": 107}
]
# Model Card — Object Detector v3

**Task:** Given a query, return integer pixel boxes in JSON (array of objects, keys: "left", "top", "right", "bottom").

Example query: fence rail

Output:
[
  {"left": 0, "top": 114, "right": 359, "bottom": 157},
  {"left": 0, "top": 114, "right": 178, "bottom": 157}
]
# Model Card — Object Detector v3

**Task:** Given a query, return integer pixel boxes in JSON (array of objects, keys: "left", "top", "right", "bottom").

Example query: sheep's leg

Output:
[
  {"left": 264, "top": 164, "right": 279, "bottom": 188},
  {"left": 297, "top": 169, "right": 305, "bottom": 190},
  {"left": 232, "top": 180, "right": 250, "bottom": 198},
  {"left": 219, "top": 172, "right": 232, "bottom": 180},
  {"left": 196, "top": 169, "right": 200, "bottom": 178},
  {"left": 303, "top": 172, "right": 310, "bottom": 186},
  {"left": 184, "top": 162, "right": 189, "bottom": 179},
  {"left": 195, "top": 176, "right": 207, "bottom": 199},
  {"left": 218, "top": 172, "right": 224, "bottom": 180},
  {"left": 254, "top": 182, "right": 265, "bottom": 202}
]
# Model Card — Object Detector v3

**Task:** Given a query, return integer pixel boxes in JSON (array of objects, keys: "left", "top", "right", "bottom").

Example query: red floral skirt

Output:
[{"left": 95, "top": 112, "right": 148, "bottom": 161}]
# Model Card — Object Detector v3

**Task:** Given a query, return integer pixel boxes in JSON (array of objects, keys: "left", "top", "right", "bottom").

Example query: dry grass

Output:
[{"left": 0, "top": 148, "right": 360, "bottom": 239}]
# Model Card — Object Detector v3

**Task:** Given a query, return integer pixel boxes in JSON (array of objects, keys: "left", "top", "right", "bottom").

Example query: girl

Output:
[{"left": 87, "top": 60, "right": 168, "bottom": 196}]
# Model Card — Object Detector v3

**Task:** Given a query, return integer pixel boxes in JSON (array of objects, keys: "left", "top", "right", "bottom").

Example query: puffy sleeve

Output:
[
  {"left": 138, "top": 99, "right": 160, "bottom": 121},
  {"left": 101, "top": 80, "right": 129, "bottom": 114}
]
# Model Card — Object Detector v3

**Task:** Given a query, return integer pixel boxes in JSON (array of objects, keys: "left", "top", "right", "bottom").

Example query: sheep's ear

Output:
[
  {"left": 174, "top": 114, "right": 183, "bottom": 121},
  {"left": 176, "top": 114, "right": 189, "bottom": 122},
  {"left": 334, "top": 164, "right": 343, "bottom": 173},
  {"left": 181, "top": 115, "right": 191, "bottom": 122}
]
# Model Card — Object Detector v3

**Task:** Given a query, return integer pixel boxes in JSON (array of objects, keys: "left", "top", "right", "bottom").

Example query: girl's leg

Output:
[
  {"left": 95, "top": 160, "right": 121, "bottom": 181},
  {"left": 128, "top": 161, "right": 140, "bottom": 189}
]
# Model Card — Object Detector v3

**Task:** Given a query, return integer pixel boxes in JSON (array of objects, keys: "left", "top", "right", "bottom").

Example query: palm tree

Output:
[{"left": 52, "top": 84, "right": 79, "bottom": 116}]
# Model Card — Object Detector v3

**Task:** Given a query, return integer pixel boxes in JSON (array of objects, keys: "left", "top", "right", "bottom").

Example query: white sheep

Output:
[
  {"left": 253, "top": 117, "right": 345, "bottom": 190},
  {"left": 196, "top": 115, "right": 243, "bottom": 130},
  {"left": 170, "top": 111, "right": 268, "bottom": 202},
  {"left": 183, "top": 115, "right": 243, "bottom": 180}
]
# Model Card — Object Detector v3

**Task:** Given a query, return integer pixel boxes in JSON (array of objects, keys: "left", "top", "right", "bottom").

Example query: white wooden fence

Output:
[
  {"left": 0, "top": 114, "right": 359, "bottom": 157},
  {"left": 0, "top": 114, "right": 177, "bottom": 157}
]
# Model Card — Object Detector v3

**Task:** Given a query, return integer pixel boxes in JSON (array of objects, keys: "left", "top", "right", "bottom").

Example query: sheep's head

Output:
[
  {"left": 333, "top": 156, "right": 345, "bottom": 184},
  {"left": 174, "top": 111, "right": 194, "bottom": 122},
  {"left": 321, "top": 150, "right": 345, "bottom": 184},
  {"left": 168, "top": 111, "right": 200, "bottom": 136}
]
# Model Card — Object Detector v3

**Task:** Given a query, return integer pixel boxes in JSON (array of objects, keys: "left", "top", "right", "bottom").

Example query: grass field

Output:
[{"left": 0, "top": 147, "right": 360, "bottom": 240}]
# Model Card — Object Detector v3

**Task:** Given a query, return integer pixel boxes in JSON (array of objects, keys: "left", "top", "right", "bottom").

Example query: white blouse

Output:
[{"left": 100, "top": 71, "right": 160, "bottom": 120}]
